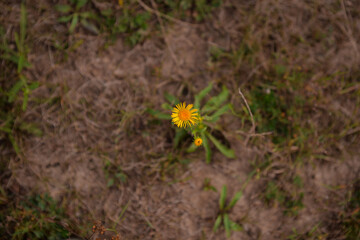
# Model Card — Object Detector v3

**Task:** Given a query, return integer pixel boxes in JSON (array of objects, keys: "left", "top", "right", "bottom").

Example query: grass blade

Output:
[
  {"left": 146, "top": 108, "right": 171, "bottom": 120},
  {"left": 174, "top": 129, "right": 187, "bottom": 148},
  {"left": 202, "top": 85, "right": 229, "bottom": 113},
  {"left": 213, "top": 215, "right": 222, "bottom": 233},
  {"left": 208, "top": 103, "right": 230, "bottom": 122},
  {"left": 224, "top": 213, "right": 231, "bottom": 238},
  {"left": 8, "top": 79, "right": 25, "bottom": 103},
  {"left": 201, "top": 132, "right": 211, "bottom": 163},
  {"left": 219, "top": 185, "right": 227, "bottom": 210},
  {"left": 230, "top": 220, "right": 243, "bottom": 231},
  {"left": 194, "top": 82, "right": 213, "bottom": 109},
  {"left": 226, "top": 191, "right": 242, "bottom": 210},
  {"left": 164, "top": 92, "right": 179, "bottom": 105},
  {"left": 20, "top": 3, "right": 26, "bottom": 47},
  {"left": 69, "top": 14, "right": 78, "bottom": 33},
  {"left": 206, "top": 132, "right": 235, "bottom": 159},
  {"left": 55, "top": 5, "right": 72, "bottom": 13}
]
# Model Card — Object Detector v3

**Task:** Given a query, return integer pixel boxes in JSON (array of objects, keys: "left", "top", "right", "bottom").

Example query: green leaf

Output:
[
  {"left": 14, "top": 32, "right": 20, "bottom": 52},
  {"left": 230, "top": 220, "right": 243, "bottom": 231},
  {"left": 202, "top": 85, "right": 229, "bottom": 113},
  {"left": 219, "top": 185, "right": 227, "bottom": 210},
  {"left": 201, "top": 132, "right": 211, "bottom": 163},
  {"left": 80, "top": 11, "right": 97, "bottom": 19},
  {"left": 161, "top": 103, "right": 172, "bottom": 111},
  {"left": 107, "top": 178, "right": 114, "bottom": 187},
  {"left": 80, "top": 18, "right": 99, "bottom": 35},
  {"left": 224, "top": 214, "right": 231, "bottom": 238},
  {"left": 75, "top": 0, "right": 88, "bottom": 10},
  {"left": 20, "top": 3, "right": 26, "bottom": 47},
  {"left": 173, "top": 129, "right": 187, "bottom": 148},
  {"left": 206, "top": 132, "right": 235, "bottom": 159},
  {"left": 19, "top": 122, "right": 42, "bottom": 136},
  {"left": 22, "top": 87, "right": 29, "bottom": 111},
  {"left": 8, "top": 79, "right": 25, "bottom": 103},
  {"left": 17, "top": 54, "right": 25, "bottom": 73},
  {"left": 58, "top": 15, "right": 73, "bottom": 23},
  {"left": 186, "top": 142, "right": 197, "bottom": 153},
  {"left": 226, "top": 191, "right": 242, "bottom": 210},
  {"left": 164, "top": 92, "right": 179, "bottom": 105},
  {"left": 28, "top": 82, "right": 39, "bottom": 90},
  {"left": 213, "top": 215, "right": 222, "bottom": 233},
  {"left": 55, "top": 4, "right": 72, "bottom": 13},
  {"left": 9, "top": 134, "right": 21, "bottom": 156},
  {"left": 146, "top": 108, "right": 171, "bottom": 120},
  {"left": 194, "top": 82, "right": 212, "bottom": 109},
  {"left": 208, "top": 103, "right": 230, "bottom": 123},
  {"left": 69, "top": 14, "right": 78, "bottom": 33}
]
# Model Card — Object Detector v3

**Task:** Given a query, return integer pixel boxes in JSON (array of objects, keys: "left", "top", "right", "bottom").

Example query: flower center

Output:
[{"left": 178, "top": 109, "right": 191, "bottom": 121}]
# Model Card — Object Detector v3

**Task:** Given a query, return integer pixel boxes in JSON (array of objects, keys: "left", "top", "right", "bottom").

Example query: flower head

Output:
[
  {"left": 194, "top": 137, "right": 202, "bottom": 146},
  {"left": 171, "top": 102, "right": 199, "bottom": 128}
]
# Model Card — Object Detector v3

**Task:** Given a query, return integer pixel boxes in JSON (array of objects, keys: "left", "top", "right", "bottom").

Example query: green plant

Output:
[
  {"left": 103, "top": 159, "right": 127, "bottom": 187},
  {"left": 156, "top": 0, "right": 222, "bottom": 22},
  {"left": 264, "top": 176, "right": 304, "bottom": 216},
  {"left": 0, "top": 3, "right": 41, "bottom": 155},
  {"left": 55, "top": 0, "right": 99, "bottom": 34},
  {"left": 1, "top": 194, "right": 72, "bottom": 240},
  {"left": 213, "top": 185, "right": 243, "bottom": 238},
  {"left": 147, "top": 83, "right": 235, "bottom": 163},
  {"left": 203, "top": 178, "right": 217, "bottom": 192},
  {"left": 100, "top": 7, "right": 151, "bottom": 46}
]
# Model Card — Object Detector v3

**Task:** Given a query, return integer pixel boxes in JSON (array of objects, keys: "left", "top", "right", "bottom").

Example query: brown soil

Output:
[{"left": 1, "top": 0, "right": 360, "bottom": 239}]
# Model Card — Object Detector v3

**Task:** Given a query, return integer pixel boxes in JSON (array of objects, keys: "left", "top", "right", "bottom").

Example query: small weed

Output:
[
  {"left": 1, "top": 194, "right": 72, "bottom": 239},
  {"left": 265, "top": 175, "right": 304, "bottom": 216},
  {"left": 55, "top": 0, "right": 99, "bottom": 34},
  {"left": 213, "top": 185, "right": 243, "bottom": 238},
  {"left": 157, "top": 0, "right": 222, "bottom": 22},
  {"left": 103, "top": 159, "right": 127, "bottom": 188},
  {"left": 0, "top": 3, "right": 41, "bottom": 156},
  {"left": 203, "top": 178, "right": 217, "bottom": 192},
  {"left": 147, "top": 83, "right": 235, "bottom": 163}
]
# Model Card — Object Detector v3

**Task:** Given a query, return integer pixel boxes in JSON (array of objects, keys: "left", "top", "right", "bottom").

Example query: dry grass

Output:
[{"left": 1, "top": 0, "right": 360, "bottom": 239}]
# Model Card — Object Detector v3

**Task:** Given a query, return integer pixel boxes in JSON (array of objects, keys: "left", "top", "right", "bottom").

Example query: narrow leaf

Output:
[
  {"left": 69, "top": 14, "right": 78, "bottom": 33},
  {"left": 201, "top": 132, "right": 211, "bottom": 163},
  {"left": 208, "top": 103, "right": 230, "bottom": 122},
  {"left": 202, "top": 85, "right": 229, "bottom": 113},
  {"left": 80, "top": 18, "right": 99, "bottom": 35},
  {"left": 173, "top": 129, "right": 187, "bottom": 148},
  {"left": 9, "top": 134, "right": 21, "bottom": 156},
  {"left": 58, "top": 15, "right": 73, "bottom": 23},
  {"left": 55, "top": 5, "right": 72, "bottom": 13},
  {"left": 230, "top": 220, "right": 243, "bottom": 231},
  {"left": 164, "top": 92, "right": 179, "bottom": 105},
  {"left": 213, "top": 215, "right": 222, "bottom": 233},
  {"left": 146, "top": 108, "right": 171, "bottom": 120},
  {"left": 19, "top": 122, "right": 43, "bottom": 136},
  {"left": 20, "top": 3, "right": 26, "bottom": 47},
  {"left": 8, "top": 79, "right": 25, "bottom": 103},
  {"left": 226, "top": 191, "right": 242, "bottom": 210},
  {"left": 186, "top": 142, "right": 197, "bottom": 153},
  {"left": 194, "top": 82, "right": 213, "bottom": 109},
  {"left": 219, "top": 185, "right": 227, "bottom": 210},
  {"left": 76, "top": 0, "right": 88, "bottom": 10},
  {"left": 224, "top": 214, "right": 231, "bottom": 238},
  {"left": 206, "top": 132, "right": 235, "bottom": 158},
  {"left": 22, "top": 87, "right": 29, "bottom": 111},
  {"left": 17, "top": 54, "right": 25, "bottom": 73}
]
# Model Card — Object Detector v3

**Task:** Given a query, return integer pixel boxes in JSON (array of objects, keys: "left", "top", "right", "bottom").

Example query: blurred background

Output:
[{"left": 0, "top": 0, "right": 359, "bottom": 239}]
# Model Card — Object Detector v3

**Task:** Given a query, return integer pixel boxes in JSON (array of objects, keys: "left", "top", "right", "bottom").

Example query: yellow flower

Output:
[
  {"left": 194, "top": 137, "right": 202, "bottom": 146},
  {"left": 171, "top": 102, "right": 199, "bottom": 128}
]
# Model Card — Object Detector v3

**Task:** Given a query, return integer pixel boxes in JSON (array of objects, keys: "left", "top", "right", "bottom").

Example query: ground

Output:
[{"left": 0, "top": 0, "right": 359, "bottom": 239}]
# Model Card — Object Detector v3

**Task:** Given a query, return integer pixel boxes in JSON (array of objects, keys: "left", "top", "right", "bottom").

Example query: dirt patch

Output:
[{"left": 1, "top": 0, "right": 360, "bottom": 239}]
